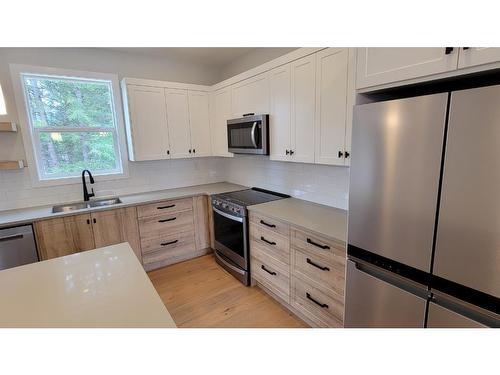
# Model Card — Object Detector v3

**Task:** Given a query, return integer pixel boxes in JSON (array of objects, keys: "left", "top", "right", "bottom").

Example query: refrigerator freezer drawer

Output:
[
  {"left": 427, "top": 303, "right": 486, "bottom": 328},
  {"left": 349, "top": 93, "right": 448, "bottom": 272},
  {"left": 345, "top": 260, "right": 427, "bottom": 327}
]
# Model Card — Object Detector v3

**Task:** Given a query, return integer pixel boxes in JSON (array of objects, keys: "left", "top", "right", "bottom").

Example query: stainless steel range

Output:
[{"left": 211, "top": 188, "right": 289, "bottom": 285}]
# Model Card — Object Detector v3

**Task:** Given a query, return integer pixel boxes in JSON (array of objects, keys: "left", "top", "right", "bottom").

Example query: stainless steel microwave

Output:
[{"left": 227, "top": 114, "right": 269, "bottom": 155}]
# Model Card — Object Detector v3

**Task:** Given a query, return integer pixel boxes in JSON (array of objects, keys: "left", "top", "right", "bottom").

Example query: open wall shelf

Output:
[
  {"left": 0, "top": 160, "right": 24, "bottom": 170},
  {"left": 0, "top": 122, "right": 17, "bottom": 132}
]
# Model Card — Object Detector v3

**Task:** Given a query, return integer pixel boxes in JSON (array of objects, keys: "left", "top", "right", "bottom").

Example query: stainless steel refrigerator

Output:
[{"left": 345, "top": 85, "right": 500, "bottom": 328}]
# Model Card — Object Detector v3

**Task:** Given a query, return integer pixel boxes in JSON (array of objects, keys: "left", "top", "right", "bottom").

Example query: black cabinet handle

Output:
[
  {"left": 338, "top": 150, "right": 344, "bottom": 158},
  {"left": 157, "top": 204, "right": 175, "bottom": 210},
  {"left": 260, "top": 236, "right": 276, "bottom": 246},
  {"left": 93, "top": 218, "right": 96, "bottom": 224},
  {"left": 167, "top": 150, "right": 170, "bottom": 155},
  {"left": 289, "top": 150, "right": 294, "bottom": 155},
  {"left": 260, "top": 220, "right": 276, "bottom": 228},
  {"left": 286, "top": 149, "right": 289, "bottom": 155},
  {"left": 261, "top": 265, "right": 277, "bottom": 276},
  {"left": 189, "top": 149, "right": 192, "bottom": 153},
  {"left": 445, "top": 47, "right": 454, "bottom": 55},
  {"left": 306, "top": 292, "right": 329, "bottom": 308},
  {"left": 306, "top": 258, "right": 330, "bottom": 271},
  {"left": 86, "top": 219, "right": 90, "bottom": 225},
  {"left": 463, "top": 47, "right": 470, "bottom": 50},
  {"left": 193, "top": 149, "right": 196, "bottom": 154},
  {"left": 344, "top": 151, "right": 350, "bottom": 158},
  {"left": 243, "top": 113, "right": 255, "bottom": 117},
  {"left": 307, "top": 238, "right": 330, "bottom": 250},
  {"left": 158, "top": 217, "right": 176, "bottom": 223},
  {"left": 161, "top": 239, "right": 178, "bottom": 246}
]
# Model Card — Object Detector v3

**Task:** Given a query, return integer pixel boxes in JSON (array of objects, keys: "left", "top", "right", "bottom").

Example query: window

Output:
[{"left": 14, "top": 66, "right": 126, "bottom": 182}]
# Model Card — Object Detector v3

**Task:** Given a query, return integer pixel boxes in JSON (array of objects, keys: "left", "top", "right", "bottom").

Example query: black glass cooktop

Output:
[{"left": 218, "top": 188, "right": 289, "bottom": 207}]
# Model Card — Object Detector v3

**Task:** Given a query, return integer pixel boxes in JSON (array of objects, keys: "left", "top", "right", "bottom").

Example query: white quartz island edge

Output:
[{"left": 0, "top": 243, "right": 176, "bottom": 328}]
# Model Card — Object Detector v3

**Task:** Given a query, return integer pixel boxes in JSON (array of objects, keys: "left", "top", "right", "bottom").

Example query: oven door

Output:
[
  {"left": 227, "top": 115, "right": 268, "bottom": 155},
  {"left": 212, "top": 207, "right": 248, "bottom": 269}
]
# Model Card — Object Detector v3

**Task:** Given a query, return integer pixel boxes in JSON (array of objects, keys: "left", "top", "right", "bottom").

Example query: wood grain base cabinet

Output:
[
  {"left": 249, "top": 211, "right": 346, "bottom": 327},
  {"left": 35, "top": 208, "right": 141, "bottom": 261}
]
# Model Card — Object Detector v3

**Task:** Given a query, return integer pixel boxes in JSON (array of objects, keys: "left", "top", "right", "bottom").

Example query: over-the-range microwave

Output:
[{"left": 227, "top": 114, "right": 269, "bottom": 155}]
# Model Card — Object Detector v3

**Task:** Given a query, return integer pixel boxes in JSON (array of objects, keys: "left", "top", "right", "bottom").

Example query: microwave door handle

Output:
[{"left": 250, "top": 122, "right": 258, "bottom": 148}]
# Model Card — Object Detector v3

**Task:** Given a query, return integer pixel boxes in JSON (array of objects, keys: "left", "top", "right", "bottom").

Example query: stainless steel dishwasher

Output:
[{"left": 0, "top": 225, "right": 39, "bottom": 271}]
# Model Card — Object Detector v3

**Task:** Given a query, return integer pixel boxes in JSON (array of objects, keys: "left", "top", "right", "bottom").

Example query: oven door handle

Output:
[
  {"left": 212, "top": 206, "right": 244, "bottom": 223},
  {"left": 250, "top": 121, "right": 258, "bottom": 148},
  {"left": 214, "top": 251, "right": 246, "bottom": 275}
]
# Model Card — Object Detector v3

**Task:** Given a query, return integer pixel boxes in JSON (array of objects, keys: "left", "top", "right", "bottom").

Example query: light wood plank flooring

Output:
[{"left": 148, "top": 254, "right": 308, "bottom": 328}]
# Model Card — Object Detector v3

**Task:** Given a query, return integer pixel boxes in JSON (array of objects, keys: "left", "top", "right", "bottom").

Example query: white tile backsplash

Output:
[
  {"left": 0, "top": 156, "right": 350, "bottom": 211},
  {"left": 220, "top": 155, "right": 350, "bottom": 210}
]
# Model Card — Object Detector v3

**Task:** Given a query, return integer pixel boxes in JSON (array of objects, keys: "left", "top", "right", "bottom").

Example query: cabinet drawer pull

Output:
[
  {"left": 306, "top": 292, "right": 329, "bottom": 309},
  {"left": 157, "top": 204, "right": 175, "bottom": 210},
  {"left": 306, "top": 238, "right": 330, "bottom": 250},
  {"left": 158, "top": 217, "right": 176, "bottom": 223},
  {"left": 260, "top": 236, "right": 276, "bottom": 246},
  {"left": 261, "top": 264, "right": 277, "bottom": 276},
  {"left": 306, "top": 258, "right": 330, "bottom": 271},
  {"left": 259, "top": 219, "right": 276, "bottom": 228},
  {"left": 445, "top": 47, "right": 454, "bottom": 55},
  {"left": 161, "top": 239, "right": 178, "bottom": 246}
]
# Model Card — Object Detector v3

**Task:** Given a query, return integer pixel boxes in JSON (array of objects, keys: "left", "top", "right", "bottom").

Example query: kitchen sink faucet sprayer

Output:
[{"left": 82, "top": 169, "right": 95, "bottom": 201}]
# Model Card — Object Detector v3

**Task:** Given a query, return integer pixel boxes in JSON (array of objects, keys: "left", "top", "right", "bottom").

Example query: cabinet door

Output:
[
  {"left": 356, "top": 48, "right": 459, "bottom": 89},
  {"left": 269, "top": 64, "right": 292, "bottom": 162},
  {"left": 165, "top": 88, "right": 192, "bottom": 159},
  {"left": 315, "top": 48, "right": 349, "bottom": 166},
  {"left": 126, "top": 85, "right": 170, "bottom": 161},
  {"left": 91, "top": 207, "right": 141, "bottom": 262},
  {"left": 290, "top": 54, "right": 316, "bottom": 163},
  {"left": 458, "top": 47, "right": 500, "bottom": 69},
  {"left": 188, "top": 91, "right": 211, "bottom": 157},
  {"left": 35, "top": 214, "right": 95, "bottom": 260},
  {"left": 231, "top": 72, "right": 270, "bottom": 117},
  {"left": 210, "top": 88, "right": 233, "bottom": 157}
]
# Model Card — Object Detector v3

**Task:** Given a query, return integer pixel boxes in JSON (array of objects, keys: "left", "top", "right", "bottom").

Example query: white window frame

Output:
[{"left": 10, "top": 64, "right": 129, "bottom": 187}]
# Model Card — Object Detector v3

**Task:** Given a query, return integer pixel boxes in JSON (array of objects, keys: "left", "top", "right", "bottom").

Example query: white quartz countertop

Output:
[
  {"left": 0, "top": 182, "right": 246, "bottom": 227},
  {"left": 248, "top": 198, "right": 347, "bottom": 243},
  {"left": 0, "top": 243, "right": 176, "bottom": 327}
]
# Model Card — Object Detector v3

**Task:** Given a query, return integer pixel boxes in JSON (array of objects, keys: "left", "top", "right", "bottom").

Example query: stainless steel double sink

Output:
[{"left": 52, "top": 197, "right": 122, "bottom": 213}]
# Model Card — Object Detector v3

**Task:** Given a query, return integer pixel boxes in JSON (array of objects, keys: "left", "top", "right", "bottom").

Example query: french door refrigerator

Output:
[{"left": 345, "top": 85, "right": 500, "bottom": 328}]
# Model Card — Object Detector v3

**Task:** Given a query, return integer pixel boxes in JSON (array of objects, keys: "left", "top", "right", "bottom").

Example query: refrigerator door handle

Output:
[{"left": 350, "top": 258, "right": 429, "bottom": 300}]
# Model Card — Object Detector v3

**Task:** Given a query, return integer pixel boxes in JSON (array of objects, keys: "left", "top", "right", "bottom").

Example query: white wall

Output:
[
  {"left": 221, "top": 156, "right": 349, "bottom": 210},
  {"left": 217, "top": 48, "right": 298, "bottom": 81}
]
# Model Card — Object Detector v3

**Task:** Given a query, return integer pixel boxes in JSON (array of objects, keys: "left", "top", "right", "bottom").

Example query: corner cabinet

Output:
[
  {"left": 121, "top": 79, "right": 212, "bottom": 161},
  {"left": 356, "top": 48, "right": 459, "bottom": 89}
]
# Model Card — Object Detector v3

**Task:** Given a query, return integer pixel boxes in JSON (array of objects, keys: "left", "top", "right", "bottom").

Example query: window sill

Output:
[{"left": 30, "top": 169, "right": 130, "bottom": 188}]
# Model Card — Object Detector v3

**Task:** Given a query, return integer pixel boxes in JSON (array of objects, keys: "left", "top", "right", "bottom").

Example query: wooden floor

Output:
[{"left": 148, "top": 254, "right": 308, "bottom": 328}]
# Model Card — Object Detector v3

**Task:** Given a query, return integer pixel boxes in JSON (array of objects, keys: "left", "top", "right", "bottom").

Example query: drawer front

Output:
[
  {"left": 251, "top": 250, "right": 290, "bottom": 303},
  {"left": 249, "top": 211, "right": 290, "bottom": 237},
  {"left": 293, "top": 248, "right": 345, "bottom": 296},
  {"left": 137, "top": 197, "right": 193, "bottom": 218},
  {"left": 292, "top": 276, "right": 344, "bottom": 327},
  {"left": 142, "top": 231, "right": 196, "bottom": 270},
  {"left": 291, "top": 227, "right": 346, "bottom": 261},
  {"left": 250, "top": 223, "right": 289, "bottom": 262},
  {"left": 139, "top": 210, "right": 194, "bottom": 239}
]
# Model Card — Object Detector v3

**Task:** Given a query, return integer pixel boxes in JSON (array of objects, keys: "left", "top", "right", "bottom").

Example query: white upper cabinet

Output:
[
  {"left": 356, "top": 48, "right": 459, "bottom": 89},
  {"left": 188, "top": 91, "right": 211, "bottom": 157},
  {"left": 165, "top": 89, "right": 191, "bottom": 159},
  {"left": 290, "top": 54, "right": 316, "bottom": 164},
  {"left": 231, "top": 72, "right": 270, "bottom": 118},
  {"left": 269, "top": 64, "right": 292, "bottom": 162},
  {"left": 124, "top": 85, "right": 170, "bottom": 161},
  {"left": 210, "top": 88, "right": 233, "bottom": 157},
  {"left": 458, "top": 47, "right": 500, "bottom": 69},
  {"left": 315, "top": 48, "right": 349, "bottom": 166}
]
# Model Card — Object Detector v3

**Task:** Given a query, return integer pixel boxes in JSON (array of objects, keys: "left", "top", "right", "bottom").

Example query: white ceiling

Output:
[{"left": 108, "top": 47, "right": 261, "bottom": 68}]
